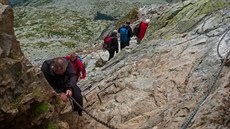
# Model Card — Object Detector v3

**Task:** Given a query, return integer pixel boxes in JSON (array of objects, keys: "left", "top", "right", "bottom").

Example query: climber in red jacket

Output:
[
  {"left": 66, "top": 52, "right": 86, "bottom": 82},
  {"left": 137, "top": 19, "right": 150, "bottom": 44}
]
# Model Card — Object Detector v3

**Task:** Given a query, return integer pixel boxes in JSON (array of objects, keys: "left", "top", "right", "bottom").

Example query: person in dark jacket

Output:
[
  {"left": 108, "top": 30, "right": 119, "bottom": 61},
  {"left": 118, "top": 20, "right": 133, "bottom": 50},
  {"left": 41, "top": 57, "right": 83, "bottom": 116}
]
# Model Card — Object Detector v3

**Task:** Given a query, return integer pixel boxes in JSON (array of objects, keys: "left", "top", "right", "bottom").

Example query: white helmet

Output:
[{"left": 145, "top": 19, "right": 150, "bottom": 23}]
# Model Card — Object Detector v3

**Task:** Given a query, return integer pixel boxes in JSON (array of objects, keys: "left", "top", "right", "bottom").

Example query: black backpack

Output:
[{"left": 133, "top": 24, "right": 140, "bottom": 36}]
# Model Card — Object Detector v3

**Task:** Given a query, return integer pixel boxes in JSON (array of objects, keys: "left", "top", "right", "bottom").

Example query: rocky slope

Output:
[
  {"left": 72, "top": 0, "right": 230, "bottom": 129},
  {"left": 12, "top": 0, "right": 168, "bottom": 65},
  {"left": 1, "top": 0, "right": 230, "bottom": 129}
]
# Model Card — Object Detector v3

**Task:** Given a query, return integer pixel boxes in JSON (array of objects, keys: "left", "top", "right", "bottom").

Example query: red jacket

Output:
[
  {"left": 66, "top": 55, "right": 86, "bottom": 81},
  {"left": 138, "top": 21, "right": 149, "bottom": 41}
]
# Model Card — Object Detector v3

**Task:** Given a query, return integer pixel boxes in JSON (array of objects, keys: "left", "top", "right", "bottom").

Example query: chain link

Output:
[{"left": 69, "top": 96, "right": 117, "bottom": 129}]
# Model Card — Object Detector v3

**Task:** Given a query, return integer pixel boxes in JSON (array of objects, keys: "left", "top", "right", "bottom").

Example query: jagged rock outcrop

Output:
[
  {"left": 0, "top": 0, "right": 8, "bottom": 5},
  {"left": 0, "top": 2, "right": 68, "bottom": 129},
  {"left": 75, "top": 0, "right": 230, "bottom": 129}
]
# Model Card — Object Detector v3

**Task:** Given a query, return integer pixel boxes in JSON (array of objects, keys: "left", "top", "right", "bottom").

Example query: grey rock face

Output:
[
  {"left": 1, "top": 0, "right": 230, "bottom": 129},
  {"left": 75, "top": 0, "right": 230, "bottom": 129},
  {"left": 0, "top": 33, "right": 13, "bottom": 57}
]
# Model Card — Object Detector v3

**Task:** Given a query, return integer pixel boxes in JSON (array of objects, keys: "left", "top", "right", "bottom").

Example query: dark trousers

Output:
[
  {"left": 71, "top": 85, "right": 83, "bottom": 113},
  {"left": 108, "top": 50, "right": 115, "bottom": 61},
  {"left": 127, "top": 41, "right": 130, "bottom": 46},
  {"left": 120, "top": 42, "right": 126, "bottom": 50},
  {"left": 108, "top": 48, "right": 118, "bottom": 61},
  {"left": 120, "top": 41, "right": 130, "bottom": 50}
]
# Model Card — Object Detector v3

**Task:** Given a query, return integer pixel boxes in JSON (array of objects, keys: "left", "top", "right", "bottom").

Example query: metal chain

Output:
[{"left": 69, "top": 96, "right": 117, "bottom": 129}]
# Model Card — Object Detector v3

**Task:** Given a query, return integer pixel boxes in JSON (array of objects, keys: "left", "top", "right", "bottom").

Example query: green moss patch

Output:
[
  {"left": 34, "top": 42, "right": 50, "bottom": 48},
  {"left": 62, "top": 41, "right": 77, "bottom": 48},
  {"left": 147, "top": 0, "right": 230, "bottom": 40},
  {"left": 47, "top": 123, "right": 58, "bottom": 129},
  {"left": 201, "top": 0, "right": 228, "bottom": 14},
  {"left": 33, "top": 102, "right": 49, "bottom": 116}
]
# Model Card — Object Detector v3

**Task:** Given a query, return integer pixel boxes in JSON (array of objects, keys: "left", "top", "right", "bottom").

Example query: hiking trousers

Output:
[
  {"left": 108, "top": 48, "right": 118, "bottom": 61},
  {"left": 120, "top": 41, "right": 130, "bottom": 50},
  {"left": 120, "top": 42, "right": 127, "bottom": 50},
  {"left": 71, "top": 85, "right": 83, "bottom": 115}
]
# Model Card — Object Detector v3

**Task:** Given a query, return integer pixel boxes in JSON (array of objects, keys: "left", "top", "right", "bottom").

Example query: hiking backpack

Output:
[
  {"left": 65, "top": 55, "right": 86, "bottom": 76},
  {"left": 76, "top": 56, "right": 86, "bottom": 69},
  {"left": 76, "top": 56, "right": 86, "bottom": 78},
  {"left": 103, "top": 35, "right": 112, "bottom": 50},
  {"left": 77, "top": 56, "right": 83, "bottom": 63},
  {"left": 133, "top": 24, "right": 140, "bottom": 36},
  {"left": 119, "top": 27, "right": 128, "bottom": 42}
]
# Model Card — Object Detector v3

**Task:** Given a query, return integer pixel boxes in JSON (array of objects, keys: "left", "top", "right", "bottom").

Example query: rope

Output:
[{"left": 69, "top": 96, "right": 117, "bottom": 129}]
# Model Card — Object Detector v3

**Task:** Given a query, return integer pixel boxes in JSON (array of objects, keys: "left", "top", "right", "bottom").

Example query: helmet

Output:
[
  {"left": 113, "top": 30, "right": 118, "bottom": 33},
  {"left": 145, "top": 19, "right": 150, "bottom": 23}
]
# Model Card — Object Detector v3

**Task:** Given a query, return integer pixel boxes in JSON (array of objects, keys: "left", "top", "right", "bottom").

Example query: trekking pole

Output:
[{"left": 69, "top": 96, "right": 117, "bottom": 129}]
